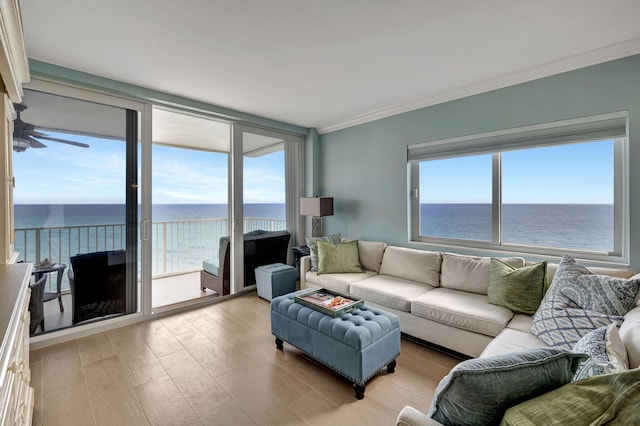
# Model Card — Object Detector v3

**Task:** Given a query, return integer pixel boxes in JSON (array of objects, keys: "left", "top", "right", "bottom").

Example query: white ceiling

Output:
[{"left": 19, "top": 0, "right": 640, "bottom": 134}]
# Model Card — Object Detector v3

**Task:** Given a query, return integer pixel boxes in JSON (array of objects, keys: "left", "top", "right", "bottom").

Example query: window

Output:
[
  {"left": 408, "top": 112, "right": 628, "bottom": 262},
  {"left": 419, "top": 155, "right": 492, "bottom": 241}
]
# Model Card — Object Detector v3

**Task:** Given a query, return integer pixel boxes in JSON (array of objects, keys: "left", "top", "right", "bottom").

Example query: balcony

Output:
[{"left": 16, "top": 217, "right": 286, "bottom": 333}]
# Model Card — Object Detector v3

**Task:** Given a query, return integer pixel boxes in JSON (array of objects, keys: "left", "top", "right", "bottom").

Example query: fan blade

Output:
[
  {"left": 35, "top": 135, "right": 90, "bottom": 148},
  {"left": 28, "top": 130, "right": 51, "bottom": 138},
  {"left": 25, "top": 135, "right": 47, "bottom": 148}
]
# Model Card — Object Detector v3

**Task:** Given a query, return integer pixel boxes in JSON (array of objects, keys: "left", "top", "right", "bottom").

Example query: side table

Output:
[
  {"left": 291, "top": 245, "right": 310, "bottom": 269},
  {"left": 32, "top": 263, "right": 66, "bottom": 312}
]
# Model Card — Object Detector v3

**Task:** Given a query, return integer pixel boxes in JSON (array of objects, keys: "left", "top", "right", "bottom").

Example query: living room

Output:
[{"left": 1, "top": 1, "right": 640, "bottom": 425}]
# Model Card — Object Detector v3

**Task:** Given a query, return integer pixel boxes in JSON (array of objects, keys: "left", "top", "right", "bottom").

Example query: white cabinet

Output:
[
  {"left": 0, "top": 0, "right": 30, "bottom": 266},
  {"left": 0, "top": 263, "right": 34, "bottom": 425},
  {"left": 0, "top": 2, "right": 32, "bottom": 421}
]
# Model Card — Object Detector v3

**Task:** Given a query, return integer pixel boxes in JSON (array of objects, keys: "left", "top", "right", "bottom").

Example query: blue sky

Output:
[
  {"left": 14, "top": 134, "right": 613, "bottom": 205},
  {"left": 420, "top": 140, "right": 614, "bottom": 204},
  {"left": 13, "top": 132, "right": 285, "bottom": 204}
]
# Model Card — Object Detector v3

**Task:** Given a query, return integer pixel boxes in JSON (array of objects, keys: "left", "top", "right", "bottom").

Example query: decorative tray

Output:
[{"left": 294, "top": 288, "right": 364, "bottom": 317}]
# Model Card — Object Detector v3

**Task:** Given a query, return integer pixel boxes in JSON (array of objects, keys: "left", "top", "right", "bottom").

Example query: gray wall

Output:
[{"left": 319, "top": 54, "right": 640, "bottom": 269}]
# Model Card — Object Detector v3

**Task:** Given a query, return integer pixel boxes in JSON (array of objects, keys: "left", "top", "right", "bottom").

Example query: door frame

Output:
[{"left": 231, "top": 123, "right": 304, "bottom": 294}]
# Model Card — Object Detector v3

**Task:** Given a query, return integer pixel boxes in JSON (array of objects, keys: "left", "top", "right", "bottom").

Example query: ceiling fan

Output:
[{"left": 12, "top": 104, "right": 90, "bottom": 152}]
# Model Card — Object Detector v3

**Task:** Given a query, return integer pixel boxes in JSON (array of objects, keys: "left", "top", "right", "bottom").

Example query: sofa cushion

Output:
[
  {"left": 502, "top": 368, "right": 640, "bottom": 426},
  {"left": 544, "top": 262, "right": 635, "bottom": 283},
  {"left": 506, "top": 314, "right": 534, "bottom": 333},
  {"left": 355, "top": 240, "right": 387, "bottom": 273},
  {"left": 378, "top": 246, "right": 441, "bottom": 286},
  {"left": 428, "top": 348, "right": 586, "bottom": 426},
  {"left": 202, "top": 258, "right": 219, "bottom": 276},
  {"left": 619, "top": 305, "right": 640, "bottom": 368},
  {"left": 440, "top": 253, "right": 524, "bottom": 295},
  {"left": 488, "top": 259, "right": 547, "bottom": 315},
  {"left": 304, "top": 270, "right": 377, "bottom": 295},
  {"left": 481, "top": 328, "right": 548, "bottom": 358},
  {"left": 306, "top": 234, "right": 342, "bottom": 272},
  {"left": 317, "top": 240, "right": 363, "bottom": 274},
  {"left": 411, "top": 288, "right": 514, "bottom": 337},
  {"left": 572, "top": 324, "right": 628, "bottom": 381},
  {"left": 350, "top": 275, "right": 434, "bottom": 312}
]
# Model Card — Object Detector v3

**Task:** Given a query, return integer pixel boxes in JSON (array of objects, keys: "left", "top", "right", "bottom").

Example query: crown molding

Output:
[
  {"left": 317, "top": 38, "right": 640, "bottom": 135},
  {"left": 0, "top": 0, "right": 30, "bottom": 103}
]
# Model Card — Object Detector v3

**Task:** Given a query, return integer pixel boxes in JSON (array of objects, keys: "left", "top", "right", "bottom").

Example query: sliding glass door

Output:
[
  {"left": 150, "top": 107, "right": 232, "bottom": 311},
  {"left": 149, "top": 115, "right": 303, "bottom": 305},
  {"left": 13, "top": 87, "right": 141, "bottom": 334},
  {"left": 15, "top": 83, "right": 305, "bottom": 330},
  {"left": 231, "top": 124, "right": 302, "bottom": 293}
]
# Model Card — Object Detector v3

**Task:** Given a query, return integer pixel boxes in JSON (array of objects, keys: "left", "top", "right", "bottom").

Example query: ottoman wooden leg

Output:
[
  {"left": 275, "top": 337, "right": 284, "bottom": 350},
  {"left": 354, "top": 384, "right": 365, "bottom": 400},
  {"left": 387, "top": 359, "right": 397, "bottom": 373}
]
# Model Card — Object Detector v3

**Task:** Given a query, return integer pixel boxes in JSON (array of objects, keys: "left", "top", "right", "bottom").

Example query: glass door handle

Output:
[{"left": 140, "top": 219, "right": 150, "bottom": 242}]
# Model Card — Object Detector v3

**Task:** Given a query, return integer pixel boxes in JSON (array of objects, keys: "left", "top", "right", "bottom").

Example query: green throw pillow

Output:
[
  {"left": 305, "top": 234, "right": 342, "bottom": 272},
  {"left": 317, "top": 240, "right": 363, "bottom": 274},
  {"left": 428, "top": 348, "right": 586, "bottom": 426},
  {"left": 488, "top": 259, "right": 547, "bottom": 315},
  {"left": 501, "top": 368, "right": 640, "bottom": 426}
]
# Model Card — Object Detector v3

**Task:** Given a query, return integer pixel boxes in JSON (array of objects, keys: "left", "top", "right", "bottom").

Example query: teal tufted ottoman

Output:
[{"left": 270, "top": 290, "right": 401, "bottom": 399}]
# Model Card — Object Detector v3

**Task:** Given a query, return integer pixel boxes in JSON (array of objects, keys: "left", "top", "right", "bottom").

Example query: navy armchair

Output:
[
  {"left": 68, "top": 250, "right": 127, "bottom": 324},
  {"left": 201, "top": 230, "right": 291, "bottom": 295}
]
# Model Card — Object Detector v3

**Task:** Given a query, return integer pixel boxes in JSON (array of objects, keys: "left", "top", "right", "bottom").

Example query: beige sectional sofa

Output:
[
  {"left": 301, "top": 240, "right": 640, "bottom": 425},
  {"left": 300, "top": 241, "right": 640, "bottom": 425},
  {"left": 300, "top": 240, "right": 640, "bottom": 362}
]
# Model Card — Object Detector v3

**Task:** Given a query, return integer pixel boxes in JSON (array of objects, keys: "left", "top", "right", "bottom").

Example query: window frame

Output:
[{"left": 408, "top": 112, "right": 629, "bottom": 264}]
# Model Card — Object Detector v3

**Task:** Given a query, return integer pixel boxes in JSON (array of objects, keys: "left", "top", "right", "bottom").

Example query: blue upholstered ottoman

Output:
[
  {"left": 270, "top": 290, "right": 401, "bottom": 399},
  {"left": 255, "top": 263, "right": 297, "bottom": 301}
]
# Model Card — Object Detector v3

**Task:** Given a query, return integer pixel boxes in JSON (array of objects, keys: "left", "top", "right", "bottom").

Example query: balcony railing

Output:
[{"left": 15, "top": 217, "right": 286, "bottom": 292}]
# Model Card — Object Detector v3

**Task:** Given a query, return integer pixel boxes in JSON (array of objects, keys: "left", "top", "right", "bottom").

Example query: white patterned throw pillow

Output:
[
  {"left": 531, "top": 255, "right": 640, "bottom": 350},
  {"left": 572, "top": 324, "right": 628, "bottom": 381}
]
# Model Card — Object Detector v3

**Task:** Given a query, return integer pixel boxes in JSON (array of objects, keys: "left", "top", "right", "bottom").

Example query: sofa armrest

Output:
[
  {"left": 396, "top": 406, "right": 442, "bottom": 426},
  {"left": 300, "top": 255, "right": 311, "bottom": 289}
]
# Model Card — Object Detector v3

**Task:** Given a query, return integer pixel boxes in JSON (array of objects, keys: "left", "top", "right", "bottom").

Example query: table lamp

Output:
[{"left": 300, "top": 196, "right": 334, "bottom": 237}]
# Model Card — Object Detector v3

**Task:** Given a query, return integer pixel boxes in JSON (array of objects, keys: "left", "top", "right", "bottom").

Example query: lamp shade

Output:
[{"left": 300, "top": 197, "right": 334, "bottom": 217}]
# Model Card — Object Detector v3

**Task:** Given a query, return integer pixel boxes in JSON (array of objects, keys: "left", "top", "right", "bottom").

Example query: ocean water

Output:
[
  {"left": 14, "top": 203, "right": 285, "bottom": 229},
  {"left": 14, "top": 203, "right": 613, "bottom": 292},
  {"left": 421, "top": 203, "right": 613, "bottom": 252},
  {"left": 15, "top": 203, "right": 613, "bottom": 250}
]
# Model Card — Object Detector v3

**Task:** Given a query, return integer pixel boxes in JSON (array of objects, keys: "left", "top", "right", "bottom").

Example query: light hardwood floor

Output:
[{"left": 30, "top": 293, "right": 461, "bottom": 425}]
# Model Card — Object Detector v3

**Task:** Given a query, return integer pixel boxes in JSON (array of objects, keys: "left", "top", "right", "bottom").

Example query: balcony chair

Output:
[
  {"left": 201, "top": 238, "right": 231, "bottom": 296},
  {"left": 68, "top": 250, "right": 127, "bottom": 324},
  {"left": 201, "top": 230, "right": 291, "bottom": 295},
  {"left": 29, "top": 275, "right": 47, "bottom": 335}
]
